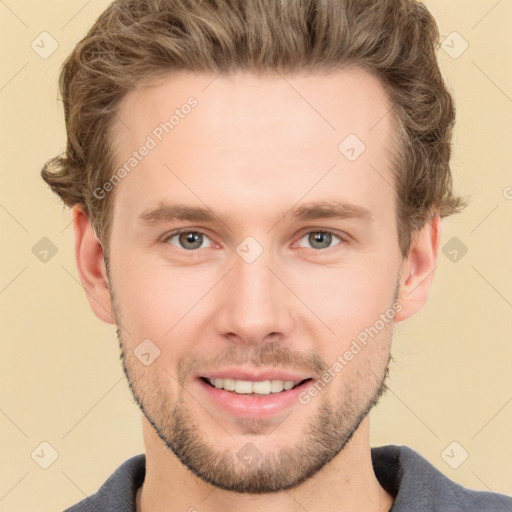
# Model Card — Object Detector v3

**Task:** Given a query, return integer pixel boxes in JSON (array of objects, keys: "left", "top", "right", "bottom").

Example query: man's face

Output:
[{"left": 106, "top": 67, "right": 404, "bottom": 492}]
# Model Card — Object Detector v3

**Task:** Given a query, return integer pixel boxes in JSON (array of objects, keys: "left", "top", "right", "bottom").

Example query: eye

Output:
[
  {"left": 165, "top": 230, "right": 213, "bottom": 250},
  {"left": 297, "top": 230, "right": 343, "bottom": 250}
]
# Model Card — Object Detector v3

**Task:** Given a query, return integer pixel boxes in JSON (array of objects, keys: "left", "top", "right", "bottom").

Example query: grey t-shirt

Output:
[{"left": 63, "top": 444, "right": 512, "bottom": 511}]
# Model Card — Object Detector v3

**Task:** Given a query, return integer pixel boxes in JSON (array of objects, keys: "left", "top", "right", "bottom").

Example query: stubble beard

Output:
[{"left": 107, "top": 262, "right": 396, "bottom": 493}]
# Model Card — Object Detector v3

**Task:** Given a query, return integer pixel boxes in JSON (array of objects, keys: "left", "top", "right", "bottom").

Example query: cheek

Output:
[
  {"left": 110, "top": 256, "right": 217, "bottom": 347},
  {"left": 292, "top": 259, "right": 399, "bottom": 345}
]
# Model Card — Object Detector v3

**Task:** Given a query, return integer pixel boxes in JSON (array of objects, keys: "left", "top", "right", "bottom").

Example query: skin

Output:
[{"left": 73, "top": 66, "right": 440, "bottom": 512}]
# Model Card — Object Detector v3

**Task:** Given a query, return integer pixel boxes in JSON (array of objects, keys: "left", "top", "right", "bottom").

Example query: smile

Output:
[
  {"left": 197, "top": 375, "right": 315, "bottom": 419},
  {"left": 201, "top": 377, "right": 312, "bottom": 395}
]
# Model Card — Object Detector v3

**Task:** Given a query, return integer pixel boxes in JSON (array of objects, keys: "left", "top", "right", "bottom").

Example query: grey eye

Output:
[
  {"left": 168, "top": 231, "right": 212, "bottom": 250},
  {"left": 298, "top": 231, "right": 341, "bottom": 250}
]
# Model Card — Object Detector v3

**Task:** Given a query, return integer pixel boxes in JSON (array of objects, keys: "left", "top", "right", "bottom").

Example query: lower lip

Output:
[{"left": 197, "top": 378, "right": 313, "bottom": 420}]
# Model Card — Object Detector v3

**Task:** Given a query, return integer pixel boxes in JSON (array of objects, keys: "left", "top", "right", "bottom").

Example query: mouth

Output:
[
  {"left": 195, "top": 369, "right": 317, "bottom": 419},
  {"left": 199, "top": 376, "right": 313, "bottom": 396}
]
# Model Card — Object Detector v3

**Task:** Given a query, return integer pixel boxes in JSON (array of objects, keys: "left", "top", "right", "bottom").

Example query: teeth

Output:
[
  {"left": 235, "top": 380, "right": 253, "bottom": 394},
  {"left": 252, "top": 380, "right": 271, "bottom": 394},
  {"left": 207, "top": 378, "right": 301, "bottom": 395},
  {"left": 270, "top": 380, "right": 285, "bottom": 393}
]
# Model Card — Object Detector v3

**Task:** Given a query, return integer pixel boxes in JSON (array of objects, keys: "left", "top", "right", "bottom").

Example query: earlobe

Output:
[
  {"left": 72, "top": 205, "right": 116, "bottom": 324},
  {"left": 395, "top": 215, "right": 441, "bottom": 323}
]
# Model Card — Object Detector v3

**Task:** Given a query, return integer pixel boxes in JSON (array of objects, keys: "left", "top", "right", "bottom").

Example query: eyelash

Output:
[{"left": 163, "top": 228, "right": 346, "bottom": 252}]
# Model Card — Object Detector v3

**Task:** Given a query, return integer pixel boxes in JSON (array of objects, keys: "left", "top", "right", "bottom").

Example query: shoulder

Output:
[
  {"left": 63, "top": 454, "right": 146, "bottom": 512},
  {"left": 372, "top": 444, "right": 512, "bottom": 512}
]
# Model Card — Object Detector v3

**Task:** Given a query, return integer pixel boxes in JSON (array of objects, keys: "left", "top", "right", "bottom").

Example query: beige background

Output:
[{"left": 1, "top": 0, "right": 511, "bottom": 510}]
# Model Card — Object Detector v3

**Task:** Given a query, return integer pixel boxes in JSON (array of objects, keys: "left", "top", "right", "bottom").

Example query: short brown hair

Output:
[{"left": 41, "top": 0, "right": 465, "bottom": 257}]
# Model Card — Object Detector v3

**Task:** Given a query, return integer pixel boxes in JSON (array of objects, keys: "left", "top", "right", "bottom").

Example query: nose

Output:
[{"left": 213, "top": 241, "right": 295, "bottom": 346}]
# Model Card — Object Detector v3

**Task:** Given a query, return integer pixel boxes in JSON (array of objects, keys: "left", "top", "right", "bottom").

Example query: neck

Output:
[{"left": 136, "top": 415, "right": 394, "bottom": 512}]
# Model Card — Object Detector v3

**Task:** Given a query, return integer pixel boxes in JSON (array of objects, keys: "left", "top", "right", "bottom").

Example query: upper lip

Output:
[{"left": 198, "top": 367, "right": 313, "bottom": 383}]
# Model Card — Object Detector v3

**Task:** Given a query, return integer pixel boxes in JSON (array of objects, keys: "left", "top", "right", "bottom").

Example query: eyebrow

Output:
[{"left": 136, "top": 200, "right": 373, "bottom": 226}]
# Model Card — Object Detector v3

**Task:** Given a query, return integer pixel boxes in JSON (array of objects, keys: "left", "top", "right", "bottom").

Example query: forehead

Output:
[
  {"left": 114, "top": 66, "right": 394, "bottom": 147},
  {"left": 109, "top": 66, "right": 397, "bottom": 225}
]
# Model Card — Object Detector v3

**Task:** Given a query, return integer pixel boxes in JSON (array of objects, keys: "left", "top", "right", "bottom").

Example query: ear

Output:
[
  {"left": 72, "top": 204, "right": 116, "bottom": 324},
  {"left": 395, "top": 215, "right": 441, "bottom": 322}
]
